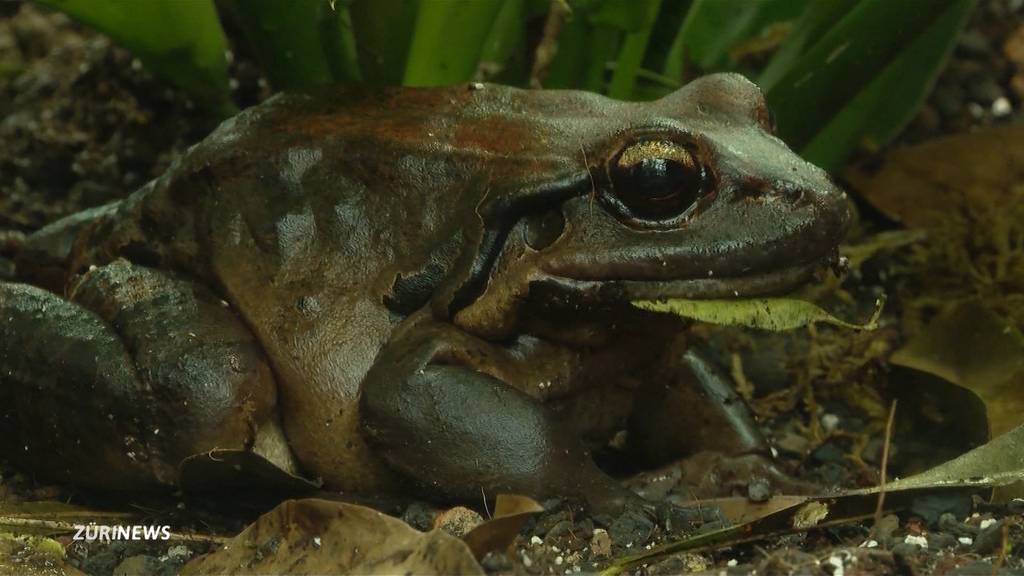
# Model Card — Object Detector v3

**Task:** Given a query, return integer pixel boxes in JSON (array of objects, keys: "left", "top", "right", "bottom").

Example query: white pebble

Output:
[
  {"left": 958, "top": 536, "right": 973, "bottom": 546},
  {"left": 826, "top": 555, "right": 845, "bottom": 576},
  {"left": 821, "top": 413, "right": 840, "bottom": 433},
  {"left": 992, "top": 97, "right": 1012, "bottom": 117},
  {"left": 530, "top": 535, "right": 543, "bottom": 545},
  {"left": 904, "top": 534, "right": 928, "bottom": 548},
  {"left": 980, "top": 518, "right": 998, "bottom": 530}
]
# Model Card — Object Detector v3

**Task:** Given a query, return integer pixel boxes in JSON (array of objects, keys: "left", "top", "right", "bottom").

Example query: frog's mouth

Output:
[{"left": 532, "top": 250, "right": 842, "bottom": 304}]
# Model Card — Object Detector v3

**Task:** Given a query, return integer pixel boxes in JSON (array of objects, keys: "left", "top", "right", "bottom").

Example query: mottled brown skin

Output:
[{"left": 0, "top": 74, "right": 848, "bottom": 511}]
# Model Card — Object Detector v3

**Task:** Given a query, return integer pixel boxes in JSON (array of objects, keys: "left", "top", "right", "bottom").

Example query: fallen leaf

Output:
[
  {"left": 602, "top": 424, "right": 1024, "bottom": 575},
  {"left": 890, "top": 299, "right": 1024, "bottom": 438},
  {"left": 462, "top": 494, "right": 543, "bottom": 560},
  {"left": 846, "top": 124, "right": 1024, "bottom": 228},
  {"left": 841, "top": 229, "right": 927, "bottom": 270},
  {"left": 633, "top": 296, "right": 883, "bottom": 331},
  {"left": 181, "top": 499, "right": 483, "bottom": 576}
]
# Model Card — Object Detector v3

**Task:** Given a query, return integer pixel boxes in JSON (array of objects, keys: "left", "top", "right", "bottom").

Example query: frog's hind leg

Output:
[{"left": 0, "top": 260, "right": 298, "bottom": 490}]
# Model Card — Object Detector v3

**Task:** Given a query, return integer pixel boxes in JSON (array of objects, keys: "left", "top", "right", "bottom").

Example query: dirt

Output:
[{"left": 1, "top": 1, "right": 1023, "bottom": 575}]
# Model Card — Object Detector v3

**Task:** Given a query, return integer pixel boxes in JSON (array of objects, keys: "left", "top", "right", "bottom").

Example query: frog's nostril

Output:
[{"left": 782, "top": 187, "right": 805, "bottom": 203}]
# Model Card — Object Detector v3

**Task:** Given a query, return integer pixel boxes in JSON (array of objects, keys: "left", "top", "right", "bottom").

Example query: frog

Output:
[{"left": 0, "top": 73, "right": 848, "bottom": 513}]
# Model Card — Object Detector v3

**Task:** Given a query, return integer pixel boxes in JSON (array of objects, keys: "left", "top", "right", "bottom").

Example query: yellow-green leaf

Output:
[{"left": 632, "top": 297, "right": 883, "bottom": 331}]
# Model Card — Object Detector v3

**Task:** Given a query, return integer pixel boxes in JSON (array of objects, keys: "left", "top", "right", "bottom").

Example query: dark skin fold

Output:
[{"left": 0, "top": 73, "right": 848, "bottom": 513}]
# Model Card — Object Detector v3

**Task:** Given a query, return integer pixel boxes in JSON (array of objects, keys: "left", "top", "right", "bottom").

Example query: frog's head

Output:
[{"left": 445, "top": 74, "right": 850, "bottom": 338}]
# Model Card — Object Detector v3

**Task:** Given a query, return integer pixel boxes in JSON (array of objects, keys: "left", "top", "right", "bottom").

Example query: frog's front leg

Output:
[
  {"left": 631, "top": 346, "right": 813, "bottom": 495},
  {"left": 360, "top": 317, "right": 641, "bottom": 513},
  {"left": 0, "top": 259, "right": 298, "bottom": 489}
]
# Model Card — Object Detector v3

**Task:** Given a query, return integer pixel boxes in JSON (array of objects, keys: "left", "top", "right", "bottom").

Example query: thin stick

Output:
[
  {"left": 481, "top": 486, "right": 491, "bottom": 520},
  {"left": 872, "top": 399, "right": 898, "bottom": 536}
]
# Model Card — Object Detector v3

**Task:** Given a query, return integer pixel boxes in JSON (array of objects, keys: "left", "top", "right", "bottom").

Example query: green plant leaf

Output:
[
  {"left": 349, "top": 0, "right": 419, "bottom": 85},
  {"left": 223, "top": 0, "right": 361, "bottom": 90},
  {"left": 799, "top": 0, "right": 976, "bottom": 169},
  {"left": 403, "top": 0, "right": 505, "bottom": 86},
  {"left": 606, "top": 0, "right": 662, "bottom": 100},
  {"left": 663, "top": 0, "right": 806, "bottom": 79},
  {"left": 758, "top": 0, "right": 857, "bottom": 90},
  {"left": 763, "top": 0, "right": 977, "bottom": 158},
  {"left": 477, "top": 0, "right": 528, "bottom": 83},
  {"left": 35, "top": 0, "right": 234, "bottom": 115}
]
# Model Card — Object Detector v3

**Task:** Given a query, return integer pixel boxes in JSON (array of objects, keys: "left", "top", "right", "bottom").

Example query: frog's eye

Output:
[{"left": 608, "top": 140, "right": 707, "bottom": 223}]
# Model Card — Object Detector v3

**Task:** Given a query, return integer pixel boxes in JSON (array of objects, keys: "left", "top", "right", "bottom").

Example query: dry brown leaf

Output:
[
  {"left": 181, "top": 499, "right": 483, "bottom": 576},
  {"left": 891, "top": 299, "right": 1024, "bottom": 438},
  {"left": 462, "top": 494, "right": 543, "bottom": 560},
  {"left": 846, "top": 124, "right": 1024, "bottom": 228}
]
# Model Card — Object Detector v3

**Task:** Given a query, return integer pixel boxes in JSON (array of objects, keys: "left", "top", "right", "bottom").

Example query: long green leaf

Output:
[
  {"left": 606, "top": 0, "right": 662, "bottom": 99},
  {"left": 664, "top": 0, "right": 806, "bottom": 79},
  {"left": 757, "top": 0, "right": 857, "bottom": 90},
  {"left": 800, "top": 0, "right": 976, "bottom": 169},
  {"left": 225, "top": 0, "right": 361, "bottom": 90},
  {"left": 403, "top": 0, "right": 505, "bottom": 86},
  {"left": 764, "top": 0, "right": 974, "bottom": 152},
  {"left": 35, "top": 0, "right": 233, "bottom": 115},
  {"left": 477, "top": 0, "right": 528, "bottom": 83},
  {"left": 349, "top": 0, "right": 419, "bottom": 85}
]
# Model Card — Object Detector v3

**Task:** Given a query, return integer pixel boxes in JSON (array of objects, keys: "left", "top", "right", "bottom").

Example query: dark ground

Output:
[{"left": 1, "top": 1, "right": 1023, "bottom": 575}]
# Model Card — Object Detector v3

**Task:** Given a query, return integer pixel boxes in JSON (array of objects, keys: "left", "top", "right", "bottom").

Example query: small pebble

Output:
[
  {"left": 608, "top": 509, "right": 655, "bottom": 548},
  {"left": 747, "top": 477, "right": 772, "bottom": 503},
  {"left": 432, "top": 506, "right": 482, "bottom": 538},
  {"left": 903, "top": 534, "right": 928, "bottom": 548},
  {"left": 992, "top": 97, "right": 1012, "bottom": 117},
  {"left": 820, "top": 413, "right": 840, "bottom": 433},
  {"left": 165, "top": 544, "right": 191, "bottom": 562},
  {"left": 974, "top": 519, "right": 1005, "bottom": 554},
  {"left": 891, "top": 542, "right": 924, "bottom": 558},
  {"left": 927, "top": 532, "right": 957, "bottom": 549},
  {"left": 826, "top": 555, "right": 845, "bottom": 576},
  {"left": 112, "top": 555, "right": 159, "bottom": 576},
  {"left": 590, "top": 529, "right": 612, "bottom": 558},
  {"left": 530, "top": 535, "right": 543, "bottom": 546}
]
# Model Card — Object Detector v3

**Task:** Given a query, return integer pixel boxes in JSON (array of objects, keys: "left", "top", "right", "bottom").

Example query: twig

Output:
[
  {"left": 871, "top": 399, "right": 898, "bottom": 536},
  {"left": 529, "top": 0, "right": 571, "bottom": 88},
  {"left": 480, "top": 486, "right": 491, "bottom": 520}
]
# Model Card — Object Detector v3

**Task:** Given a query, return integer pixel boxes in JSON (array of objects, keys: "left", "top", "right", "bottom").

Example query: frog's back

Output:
[{"left": 20, "top": 83, "right": 655, "bottom": 491}]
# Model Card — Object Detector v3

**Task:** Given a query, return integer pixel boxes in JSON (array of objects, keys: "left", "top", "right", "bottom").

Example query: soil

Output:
[{"left": 1, "top": 1, "right": 1023, "bottom": 575}]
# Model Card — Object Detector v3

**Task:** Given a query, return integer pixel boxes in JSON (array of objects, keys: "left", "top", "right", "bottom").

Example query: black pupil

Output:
[
  {"left": 614, "top": 154, "right": 703, "bottom": 220},
  {"left": 630, "top": 158, "right": 690, "bottom": 200}
]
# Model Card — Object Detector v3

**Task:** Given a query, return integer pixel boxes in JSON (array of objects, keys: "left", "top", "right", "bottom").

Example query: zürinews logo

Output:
[{"left": 73, "top": 524, "right": 172, "bottom": 542}]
